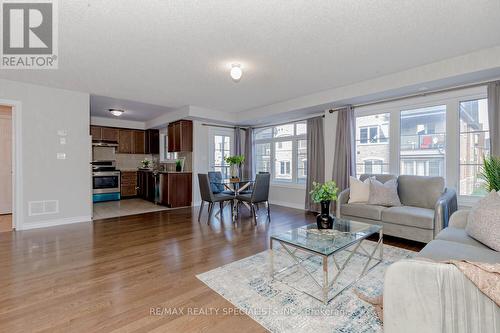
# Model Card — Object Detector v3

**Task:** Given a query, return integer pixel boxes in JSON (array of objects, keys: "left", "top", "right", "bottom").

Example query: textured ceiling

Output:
[{"left": 1, "top": 0, "right": 500, "bottom": 121}]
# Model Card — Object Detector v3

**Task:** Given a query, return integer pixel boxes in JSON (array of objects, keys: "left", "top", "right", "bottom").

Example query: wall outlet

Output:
[
  {"left": 57, "top": 153, "right": 66, "bottom": 160},
  {"left": 59, "top": 137, "right": 67, "bottom": 145}
]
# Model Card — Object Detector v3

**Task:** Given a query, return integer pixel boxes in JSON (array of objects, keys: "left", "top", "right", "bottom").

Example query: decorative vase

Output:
[
  {"left": 316, "top": 200, "right": 334, "bottom": 229},
  {"left": 230, "top": 164, "right": 240, "bottom": 180}
]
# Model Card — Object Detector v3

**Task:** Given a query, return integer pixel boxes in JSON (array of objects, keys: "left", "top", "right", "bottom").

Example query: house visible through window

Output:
[
  {"left": 254, "top": 121, "right": 307, "bottom": 184},
  {"left": 400, "top": 105, "right": 446, "bottom": 177},
  {"left": 459, "top": 98, "right": 490, "bottom": 196},
  {"left": 355, "top": 113, "right": 390, "bottom": 175}
]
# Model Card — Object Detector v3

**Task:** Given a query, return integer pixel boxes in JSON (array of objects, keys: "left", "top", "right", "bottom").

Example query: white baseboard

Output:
[
  {"left": 269, "top": 200, "right": 305, "bottom": 210},
  {"left": 19, "top": 215, "right": 92, "bottom": 230}
]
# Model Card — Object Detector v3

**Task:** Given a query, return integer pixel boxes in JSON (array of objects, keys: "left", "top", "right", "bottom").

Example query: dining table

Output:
[{"left": 210, "top": 178, "right": 255, "bottom": 221}]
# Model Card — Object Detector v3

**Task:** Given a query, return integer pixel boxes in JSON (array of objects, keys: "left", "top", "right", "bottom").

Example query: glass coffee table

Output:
[{"left": 270, "top": 219, "right": 383, "bottom": 304}]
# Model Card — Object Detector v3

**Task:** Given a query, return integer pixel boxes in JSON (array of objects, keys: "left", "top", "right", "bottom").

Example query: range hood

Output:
[{"left": 92, "top": 140, "right": 119, "bottom": 147}]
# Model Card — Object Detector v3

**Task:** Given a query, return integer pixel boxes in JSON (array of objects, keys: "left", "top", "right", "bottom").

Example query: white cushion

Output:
[
  {"left": 368, "top": 178, "right": 401, "bottom": 207},
  {"left": 465, "top": 191, "right": 500, "bottom": 251},
  {"left": 348, "top": 176, "right": 371, "bottom": 203}
]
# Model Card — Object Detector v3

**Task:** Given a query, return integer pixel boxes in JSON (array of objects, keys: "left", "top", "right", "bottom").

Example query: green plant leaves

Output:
[
  {"left": 480, "top": 155, "right": 500, "bottom": 192},
  {"left": 309, "top": 180, "right": 338, "bottom": 203}
]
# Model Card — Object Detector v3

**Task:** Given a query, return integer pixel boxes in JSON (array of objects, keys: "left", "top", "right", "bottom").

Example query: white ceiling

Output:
[
  {"left": 90, "top": 95, "right": 175, "bottom": 121},
  {"left": 1, "top": 0, "right": 500, "bottom": 121}
]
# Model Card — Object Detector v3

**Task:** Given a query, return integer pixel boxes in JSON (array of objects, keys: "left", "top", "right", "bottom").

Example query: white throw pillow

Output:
[
  {"left": 348, "top": 176, "right": 371, "bottom": 203},
  {"left": 368, "top": 178, "right": 401, "bottom": 207},
  {"left": 465, "top": 191, "right": 500, "bottom": 251}
]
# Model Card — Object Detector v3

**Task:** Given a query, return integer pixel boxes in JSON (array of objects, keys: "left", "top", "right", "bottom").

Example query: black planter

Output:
[
  {"left": 316, "top": 200, "right": 334, "bottom": 229},
  {"left": 176, "top": 164, "right": 182, "bottom": 172}
]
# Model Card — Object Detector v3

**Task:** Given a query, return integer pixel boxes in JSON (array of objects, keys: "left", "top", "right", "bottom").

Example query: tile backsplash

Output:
[{"left": 93, "top": 147, "right": 158, "bottom": 170}]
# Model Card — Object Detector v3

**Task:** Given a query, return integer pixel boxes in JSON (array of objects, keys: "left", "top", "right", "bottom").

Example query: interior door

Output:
[{"left": 0, "top": 107, "right": 12, "bottom": 214}]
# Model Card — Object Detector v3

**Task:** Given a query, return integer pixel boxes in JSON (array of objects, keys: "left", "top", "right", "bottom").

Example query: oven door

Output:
[{"left": 93, "top": 172, "right": 120, "bottom": 194}]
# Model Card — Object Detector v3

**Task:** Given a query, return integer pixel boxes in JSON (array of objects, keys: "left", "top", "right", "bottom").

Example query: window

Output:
[
  {"left": 355, "top": 113, "right": 390, "bottom": 175},
  {"left": 160, "top": 133, "right": 177, "bottom": 162},
  {"left": 400, "top": 105, "right": 446, "bottom": 177},
  {"left": 459, "top": 99, "right": 490, "bottom": 196},
  {"left": 209, "top": 131, "right": 232, "bottom": 179},
  {"left": 254, "top": 121, "right": 307, "bottom": 184}
]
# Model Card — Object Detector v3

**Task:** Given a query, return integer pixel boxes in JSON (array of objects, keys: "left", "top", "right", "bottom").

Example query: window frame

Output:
[
  {"left": 254, "top": 121, "right": 307, "bottom": 186},
  {"left": 353, "top": 85, "right": 487, "bottom": 206}
]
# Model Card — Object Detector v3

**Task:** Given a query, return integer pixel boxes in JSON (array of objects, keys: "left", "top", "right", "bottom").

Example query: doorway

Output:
[{"left": 0, "top": 105, "right": 13, "bottom": 231}]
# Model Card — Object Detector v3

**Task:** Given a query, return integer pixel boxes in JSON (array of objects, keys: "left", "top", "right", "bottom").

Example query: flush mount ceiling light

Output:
[
  {"left": 230, "top": 64, "right": 243, "bottom": 82},
  {"left": 109, "top": 108, "right": 124, "bottom": 117}
]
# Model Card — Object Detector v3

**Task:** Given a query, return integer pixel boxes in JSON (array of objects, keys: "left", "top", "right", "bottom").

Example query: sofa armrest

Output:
[
  {"left": 434, "top": 188, "right": 457, "bottom": 236},
  {"left": 384, "top": 259, "right": 500, "bottom": 333},
  {"left": 336, "top": 188, "right": 350, "bottom": 218},
  {"left": 448, "top": 210, "right": 470, "bottom": 229}
]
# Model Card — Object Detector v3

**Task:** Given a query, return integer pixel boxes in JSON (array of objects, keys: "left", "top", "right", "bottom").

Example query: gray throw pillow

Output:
[
  {"left": 465, "top": 191, "right": 500, "bottom": 251},
  {"left": 368, "top": 178, "right": 401, "bottom": 207}
]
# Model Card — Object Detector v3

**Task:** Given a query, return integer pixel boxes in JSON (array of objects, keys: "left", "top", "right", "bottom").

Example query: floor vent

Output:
[{"left": 29, "top": 200, "right": 59, "bottom": 216}]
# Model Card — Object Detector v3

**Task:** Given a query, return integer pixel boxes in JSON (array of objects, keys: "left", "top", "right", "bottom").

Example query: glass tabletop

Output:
[
  {"left": 271, "top": 219, "right": 382, "bottom": 256},
  {"left": 210, "top": 179, "right": 255, "bottom": 185}
]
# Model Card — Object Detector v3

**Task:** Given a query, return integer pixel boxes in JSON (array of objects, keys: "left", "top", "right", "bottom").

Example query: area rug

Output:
[{"left": 197, "top": 241, "right": 415, "bottom": 333}]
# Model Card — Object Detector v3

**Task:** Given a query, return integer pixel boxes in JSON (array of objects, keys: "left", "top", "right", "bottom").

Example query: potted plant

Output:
[
  {"left": 175, "top": 159, "right": 183, "bottom": 172},
  {"left": 224, "top": 155, "right": 245, "bottom": 180},
  {"left": 310, "top": 181, "right": 339, "bottom": 229},
  {"left": 140, "top": 158, "right": 151, "bottom": 169},
  {"left": 480, "top": 155, "right": 500, "bottom": 192}
]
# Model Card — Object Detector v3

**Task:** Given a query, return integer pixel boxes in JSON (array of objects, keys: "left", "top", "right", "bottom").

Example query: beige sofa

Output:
[
  {"left": 384, "top": 210, "right": 500, "bottom": 333},
  {"left": 337, "top": 174, "right": 457, "bottom": 243}
]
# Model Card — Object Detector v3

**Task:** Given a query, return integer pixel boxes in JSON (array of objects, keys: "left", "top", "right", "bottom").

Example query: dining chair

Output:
[
  {"left": 236, "top": 173, "right": 271, "bottom": 225},
  {"left": 207, "top": 171, "right": 232, "bottom": 194},
  {"left": 197, "top": 174, "right": 234, "bottom": 223}
]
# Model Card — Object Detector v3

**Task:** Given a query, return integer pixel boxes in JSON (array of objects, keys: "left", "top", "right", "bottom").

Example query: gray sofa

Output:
[
  {"left": 384, "top": 210, "right": 500, "bottom": 333},
  {"left": 337, "top": 174, "right": 457, "bottom": 243}
]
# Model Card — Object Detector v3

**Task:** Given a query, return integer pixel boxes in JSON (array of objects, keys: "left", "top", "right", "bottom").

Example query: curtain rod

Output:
[
  {"left": 201, "top": 123, "right": 248, "bottom": 130},
  {"left": 328, "top": 78, "right": 499, "bottom": 113},
  {"left": 252, "top": 114, "right": 324, "bottom": 129}
]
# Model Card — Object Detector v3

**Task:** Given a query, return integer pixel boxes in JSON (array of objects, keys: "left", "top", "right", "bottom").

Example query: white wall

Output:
[
  {"left": 0, "top": 79, "right": 91, "bottom": 230},
  {"left": 192, "top": 120, "right": 209, "bottom": 205}
]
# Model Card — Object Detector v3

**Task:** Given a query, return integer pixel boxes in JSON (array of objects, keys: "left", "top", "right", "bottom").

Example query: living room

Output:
[{"left": 0, "top": 1, "right": 499, "bottom": 332}]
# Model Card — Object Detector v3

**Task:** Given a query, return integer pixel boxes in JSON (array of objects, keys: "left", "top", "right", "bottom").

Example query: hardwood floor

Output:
[
  {"left": 0, "top": 214, "right": 12, "bottom": 232},
  {"left": 0, "top": 205, "right": 424, "bottom": 333}
]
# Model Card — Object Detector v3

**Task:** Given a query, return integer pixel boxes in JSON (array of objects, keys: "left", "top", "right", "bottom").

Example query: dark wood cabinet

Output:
[
  {"left": 90, "top": 126, "right": 102, "bottom": 140},
  {"left": 160, "top": 173, "right": 192, "bottom": 208},
  {"left": 101, "top": 127, "right": 119, "bottom": 141},
  {"left": 133, "top": 130, "right": 145, "bottom": 154},
  {"left": 137, "top": 171, "right": 156, "bottom": 202},
  {"left": 118, "top": 129, "right": 133, "bottom": 154},
  {"left": 145, "top": 129, "right": 160, "bottom": 154},
  {"left": 121, "top": 171, "right": 137, "bottom": 197},
  {"left": 91, "top": 126, "right": 160, "bottom": 155},
  {"left": 167, "top": 120, "right": 193, "bottom": 152}
]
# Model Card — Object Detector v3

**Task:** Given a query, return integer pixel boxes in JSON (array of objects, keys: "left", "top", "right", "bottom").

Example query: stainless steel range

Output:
[{"left": 92, "top": 161, "right": 120, "bottom": 202}]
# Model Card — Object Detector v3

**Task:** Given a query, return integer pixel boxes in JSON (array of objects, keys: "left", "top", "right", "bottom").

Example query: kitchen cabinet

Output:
[
  {"left": 137, "top": 170, "right": 156, "bottom": 202},
  {"left": 160, "top": 173, "right": 192, "bottom": 208},
  {"left": 121, "top": 171, "right": 137, "bottom": 197},
  {"left": 118, "top": 129, "right": 133, "bottom": 154},
  {"left": 167, "top": 120, "right": 193, "bottom": 152},
  {"left": 101, "top": 127, "right": 119, "bottom": 141},
  {"left": 145, "top": 129, "right": 160, "bottom": 154},
  {"left": 90, "top": 126, "right": 102, "bottom": 140},
  {"left": 133, "top": 130, "right": 145, "bottom": 154},
  {"left": 91, "top": 125, "right": 160, "bottom": 155}
]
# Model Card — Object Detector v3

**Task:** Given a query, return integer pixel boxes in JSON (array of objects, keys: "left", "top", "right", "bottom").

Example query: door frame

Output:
[{"left": 0, "top": 99, "right": 23, "bottom": 230}]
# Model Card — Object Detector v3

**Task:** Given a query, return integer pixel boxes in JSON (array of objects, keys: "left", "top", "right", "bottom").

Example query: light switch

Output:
[
  {"left": 57, "top": 153, "right": 66, "bottom": 160},
  {"left": 57, "top": 130, "right": 68, "bottom": 136},
  {"left": 59, "top": 137, "right": 67, "bottom": 145}
]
